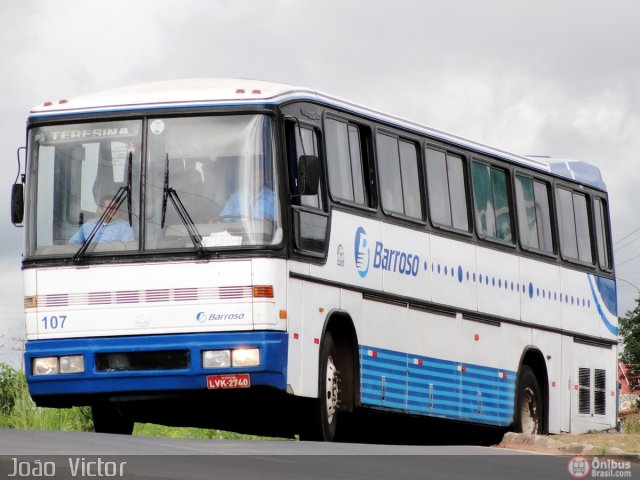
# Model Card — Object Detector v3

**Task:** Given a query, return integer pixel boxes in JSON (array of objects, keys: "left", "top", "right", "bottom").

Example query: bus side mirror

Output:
[
  {"left": 11, "top": 183, "right": 24, "bottom": 225},
  {"left": 297, "top": 155, "right": 320, "bottom": 196}
]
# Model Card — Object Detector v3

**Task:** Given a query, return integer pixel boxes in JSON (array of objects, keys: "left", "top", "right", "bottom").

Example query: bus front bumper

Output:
[{"left": 24, "top": 331, "right": 288, "bottom": 401}]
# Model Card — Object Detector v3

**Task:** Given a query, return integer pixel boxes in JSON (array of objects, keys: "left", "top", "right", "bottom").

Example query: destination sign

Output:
[{"left": 38, "top": 122, "right": 140, "bottom": 144}]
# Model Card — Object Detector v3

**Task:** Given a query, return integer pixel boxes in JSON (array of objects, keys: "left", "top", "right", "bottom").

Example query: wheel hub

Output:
[
  {"left": 325, "top": 355, "right": 339, "bottom": 423},
  {"left": 520, "top": 386, "right": 539, "bottom": 434}
]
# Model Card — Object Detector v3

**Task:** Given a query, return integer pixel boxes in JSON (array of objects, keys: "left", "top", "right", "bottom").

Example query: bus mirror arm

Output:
[{"left": 297, "top": 155, "right": 320, "bottom": 196}]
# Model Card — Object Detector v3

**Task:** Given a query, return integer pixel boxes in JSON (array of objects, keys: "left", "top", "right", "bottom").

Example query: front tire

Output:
[
  {"left": 300, "top": 332, "right": 340, "bottom": 441},
  {"left": 514, "top": 365, "right": 543, "bottom": 434}
]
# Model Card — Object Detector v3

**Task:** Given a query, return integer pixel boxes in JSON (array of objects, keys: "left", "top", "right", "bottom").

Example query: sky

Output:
[{"left": 1, "top": 0, "right": 639, "bottom": 368}]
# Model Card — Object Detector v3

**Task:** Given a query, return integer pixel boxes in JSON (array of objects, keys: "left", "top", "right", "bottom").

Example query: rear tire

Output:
[
  {"left": 299, "top": 332, "right": 340, "bottom": 441},
  {"left": 92, "top": 402, "right": 134, "bottom": 435},
  {"left": 514, "top": 365, "right": 543, "bottom": 434}
]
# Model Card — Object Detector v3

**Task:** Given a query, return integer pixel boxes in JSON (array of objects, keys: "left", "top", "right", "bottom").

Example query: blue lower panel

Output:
[
  {"left": 25, "top": 331, "right": 287, "bottom": 397},
  {"left": 360, "top": 345, "right": 516, "bottom": 427}
]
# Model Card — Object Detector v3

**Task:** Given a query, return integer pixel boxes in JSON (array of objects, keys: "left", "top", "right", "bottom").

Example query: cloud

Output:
[{"left": 1, "top": 0, "right": 639, "bottom": 342}]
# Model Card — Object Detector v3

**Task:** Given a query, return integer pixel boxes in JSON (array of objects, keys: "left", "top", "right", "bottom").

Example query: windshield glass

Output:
[
  {"left": 26, "top": 120, "right": 142, "bottom": 257},
  {"left": 145, "top": 114, "right": 281, "bottom": 250},
  {"left": 25, "top": 115, "right": 280, "bottom": 259}
]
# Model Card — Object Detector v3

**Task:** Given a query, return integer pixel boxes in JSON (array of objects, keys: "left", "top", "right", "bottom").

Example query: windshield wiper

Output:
[
  {"left": 73, "top": 152, "right": 133, "bottom": 264},
  {"left": 125, "top": 150, "right": 132, "bottom": 225},
  {"left": 161, "top": 153, "right": 205, "bottom": 256}
]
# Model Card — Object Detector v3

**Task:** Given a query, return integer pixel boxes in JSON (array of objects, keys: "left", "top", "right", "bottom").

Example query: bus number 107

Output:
[{"left": 41, "top": 315, "right": 67, "bottom": 330}]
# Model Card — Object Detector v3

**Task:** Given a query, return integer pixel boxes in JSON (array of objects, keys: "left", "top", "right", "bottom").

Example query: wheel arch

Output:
[{"left": 320, "top": 309, "right": 360, "bottom": 412}]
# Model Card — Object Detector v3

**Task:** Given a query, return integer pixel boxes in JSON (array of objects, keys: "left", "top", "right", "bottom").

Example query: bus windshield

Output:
[
  {"left": 27, "top": 120, "right": 142, "bottom": 257},
  {"left": 145, "top": 114, "right": 280, "bottom": 250},
  {"left": 26, "top": 114, "right": 280, "bottom": 257}
]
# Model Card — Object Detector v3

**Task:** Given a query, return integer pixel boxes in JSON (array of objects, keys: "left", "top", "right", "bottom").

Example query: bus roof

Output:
[{"left": 29, "top": 78, "right": 606, "bottom": 191}]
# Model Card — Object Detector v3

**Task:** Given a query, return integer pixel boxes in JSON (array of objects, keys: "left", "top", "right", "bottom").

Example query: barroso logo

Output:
[
  {"left": 196, "top": 311, "right": 245, "bottom": 323},
  {"left": 354, "top": 227, "right": 370, "bottom": 278}
]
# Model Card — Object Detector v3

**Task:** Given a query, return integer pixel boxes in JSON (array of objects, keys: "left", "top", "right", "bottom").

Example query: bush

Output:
[
  {"left": 621, "top": 404, "right": 640, "bottom": 434},
  {"left": 0, "top": 363, "right": 26, "bottom": 416},
  {"left": 0, "top": 362, "right": 93, "bottom": 432}
]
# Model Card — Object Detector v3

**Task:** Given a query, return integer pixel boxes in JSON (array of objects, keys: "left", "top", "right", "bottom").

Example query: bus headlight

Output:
[
  {"left": 202, "top": 350, "right": 231, "bottom": 368},
  {"left": 232, "top": 348, "right": 260, "bottom": 367},
  {"left": 60, "top": 355, "right": 85, "bottom": 374},
  {"left": 32, "top": 357, "right": 59, "bottom": 376}
]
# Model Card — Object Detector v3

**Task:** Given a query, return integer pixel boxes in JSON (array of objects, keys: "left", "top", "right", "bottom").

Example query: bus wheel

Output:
[
  {"left": 300, "top": 332, "right": 340, "bottom": 441},
  {"left": 323, "top": 337, "right": 340, "bottom": 436},
  {"left": 92, "top": 402, "right": 134, "bottom": 435},
  {"left": 515, "top": 365, "right": 542, "bottom": 434}
]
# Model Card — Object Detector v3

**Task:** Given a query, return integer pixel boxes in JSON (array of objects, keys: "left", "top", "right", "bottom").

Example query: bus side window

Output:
[
  {"left": 286, "top": 120, "right": 328, "bottom": 255},
  {"left": 425, "top": 147, "right": 469, "bottom": 232},
  {"left": 287, "top": 121, "right": 323, "bottom": 210},
  {"left": 514, "top": 174, "right": 554, "bottom": 254},
  {"left": 594, "top": 197, "right": 612, "bottom": 270},
  {"left": 556, "top": 187, "right": 593, "bottom": 264},
  {"left": 324, "top": 116, "right": 373, "bottom": 208},
  {"left": 471, "top": 161, "right": 513, "bottom": 243},
  {"left": 376, "top": 132, "right": 423, "bottom": 220}
]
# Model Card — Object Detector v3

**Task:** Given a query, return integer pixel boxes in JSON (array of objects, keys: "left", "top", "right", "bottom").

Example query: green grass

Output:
[
  {"left": 0, "top": 362, "right": 99, "bottom": 432},
  {"left": 0, "top": 363, "right": 270, "bottom": 439},
  {"left": 133, "top": 422, "right": 277, "bottom": 440}
]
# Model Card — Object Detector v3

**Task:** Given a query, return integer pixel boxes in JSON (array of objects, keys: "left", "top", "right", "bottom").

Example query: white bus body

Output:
[{"left": 17, "top": 79, "right": 617, "bottom": 439}]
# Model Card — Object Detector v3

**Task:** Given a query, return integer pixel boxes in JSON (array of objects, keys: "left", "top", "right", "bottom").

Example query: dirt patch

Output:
[
  {"left": 497, "top": 410, "right": 640, "bottom": 456},
  {"left": 496, "top": 432, "right": 640, "bottom": 458},
  {"left": 552, "top": 433, "right": 640, "bottom": 455}
]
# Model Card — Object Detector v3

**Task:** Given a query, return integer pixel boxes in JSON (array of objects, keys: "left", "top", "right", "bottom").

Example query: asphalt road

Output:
[{"left": 0, "top": 429, "right": 634, "bottom": 480}]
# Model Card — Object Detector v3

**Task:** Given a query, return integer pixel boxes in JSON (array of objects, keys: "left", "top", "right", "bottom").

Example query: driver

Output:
[{"left": 69, "top": 195, "right": 134, "bottom": 244}]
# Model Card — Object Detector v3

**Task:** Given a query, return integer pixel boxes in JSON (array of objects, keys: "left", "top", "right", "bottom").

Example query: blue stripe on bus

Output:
[
  {"left": 587, "top": 274, "right": 618, "bottom": 335},
  {"left": 359, "top": 345, "right": 516, "bottom": 427}
]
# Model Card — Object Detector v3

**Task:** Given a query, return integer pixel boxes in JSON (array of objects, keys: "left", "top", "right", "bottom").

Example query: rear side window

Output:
[
  {"left": 556, "top": 187, "right": 593, "bottom": 264},
  {"left": 594, "top": 197, "right": 612, "bottom": 270}
]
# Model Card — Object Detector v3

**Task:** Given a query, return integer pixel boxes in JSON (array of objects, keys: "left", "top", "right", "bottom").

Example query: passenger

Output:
[{"left": 69, "top": 195, "right": 134, "bottom": 244}]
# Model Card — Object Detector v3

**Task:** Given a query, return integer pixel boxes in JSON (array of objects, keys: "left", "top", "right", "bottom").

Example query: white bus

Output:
[{"left": 12, "top": 79, "right": 618, "bottom": 440}]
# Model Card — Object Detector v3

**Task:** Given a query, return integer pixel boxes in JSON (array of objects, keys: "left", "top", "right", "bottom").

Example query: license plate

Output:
[{"left": 206, "top": 374, "right": 251, "bottom": 389}]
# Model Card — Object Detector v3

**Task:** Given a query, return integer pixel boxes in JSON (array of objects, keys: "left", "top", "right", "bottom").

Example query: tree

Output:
[{"left": 619, "top": 295, "right": 640, "bottom": 391}]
